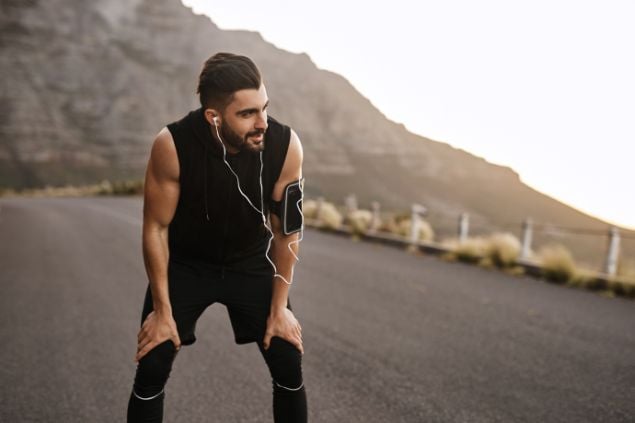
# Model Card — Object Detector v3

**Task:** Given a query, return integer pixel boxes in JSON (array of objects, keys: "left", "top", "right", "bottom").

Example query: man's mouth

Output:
[{"left": 249, "top": 133, "right": 264, "bottom": 142}]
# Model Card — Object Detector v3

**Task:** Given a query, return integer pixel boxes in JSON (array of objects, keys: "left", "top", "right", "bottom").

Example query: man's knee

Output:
[
  {"left": 262, "top": 337, "right": 303, "bottom": 391},
  {"left": 132, "top": 340, "right": 178, "bottom": 398}
]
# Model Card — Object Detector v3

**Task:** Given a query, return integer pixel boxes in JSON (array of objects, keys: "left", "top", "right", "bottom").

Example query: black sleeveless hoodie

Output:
[{"left": 166, "top": 108, "right": 291, "bottom": 277}]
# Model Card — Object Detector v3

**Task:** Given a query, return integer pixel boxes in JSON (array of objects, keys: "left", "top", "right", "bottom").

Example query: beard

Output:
[{"left": 219, "top": 121, "right": 265, "bottom": 155}]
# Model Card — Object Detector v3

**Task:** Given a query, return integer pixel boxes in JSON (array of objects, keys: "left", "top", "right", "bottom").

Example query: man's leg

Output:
[
  {"left": 223, "top": 270, "right": 307, "bottom": 422},
  {"left": 127, "top": 258, "right": 214, "bottom": 422},
  {"left": 257, "top": 337, "right": 308, "bottom": 423},
  {"left": 127, "top": 339, "right": 178, "bottom": 423},
  {"left": 127, "top": 284, "right": 182, "bottom": 423}
]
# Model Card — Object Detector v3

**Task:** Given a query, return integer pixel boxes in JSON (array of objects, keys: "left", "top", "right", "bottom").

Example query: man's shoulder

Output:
[
  {"left": 266, "top": 115, "right": 291, "bottom": 142},
  {"left": 167, "top": 108, "right": 202, "bottom": 135},
  {"left": 267, "top": 114, "right": 286, "bottom": 127},
  {"left": 149, "top": 128, "right": 179, "bottom": 182}
]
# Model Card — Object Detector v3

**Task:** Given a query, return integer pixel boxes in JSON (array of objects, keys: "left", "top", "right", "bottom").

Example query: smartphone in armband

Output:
[
  {"left": 270, "top": 178, "right": 304, "bottom": 235},
  {"left": 282, "top": 178, "right": 304, "bottom": 235}
]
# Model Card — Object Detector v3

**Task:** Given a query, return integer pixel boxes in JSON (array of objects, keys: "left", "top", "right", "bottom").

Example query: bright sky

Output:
[{"left": 182, "top": 0, "right": 635, "bottom": 230}]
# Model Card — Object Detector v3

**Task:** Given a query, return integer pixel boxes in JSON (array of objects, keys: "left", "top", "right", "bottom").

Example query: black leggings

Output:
[{"left": 127, "top": 258, "right": 307, "bottom": 422}]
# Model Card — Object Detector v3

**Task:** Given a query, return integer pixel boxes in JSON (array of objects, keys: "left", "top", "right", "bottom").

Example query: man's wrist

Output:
[
  {"left": 269, "top": 305, "right": 287, "bottom": 317},
  {"left": 153, "top": 303, "right": 172, "bottom": 315}
]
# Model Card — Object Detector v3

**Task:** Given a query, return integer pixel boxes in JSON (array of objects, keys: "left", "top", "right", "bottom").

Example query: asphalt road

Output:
[{"left": 1, "top": 197, "right": 634, "bottom": 423}]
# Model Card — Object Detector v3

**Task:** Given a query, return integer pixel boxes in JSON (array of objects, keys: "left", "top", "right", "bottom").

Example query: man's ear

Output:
[{"left": 204, "top": 109, "right": 220, "bottom": 126}]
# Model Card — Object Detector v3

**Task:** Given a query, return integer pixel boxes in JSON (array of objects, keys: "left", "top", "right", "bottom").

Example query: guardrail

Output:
[{"left": 302, "top": 216, "right": 634, "bottom": 299}]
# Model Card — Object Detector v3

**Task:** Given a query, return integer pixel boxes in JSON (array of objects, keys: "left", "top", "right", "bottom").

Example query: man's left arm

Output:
[{"left": 263, "top": 128, "right": 304, "bottom": 353}]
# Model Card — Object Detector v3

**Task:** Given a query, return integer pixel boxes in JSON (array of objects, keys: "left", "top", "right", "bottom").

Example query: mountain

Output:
[{"left": 1, "top": 0, "right": 633, "bottom": 270}]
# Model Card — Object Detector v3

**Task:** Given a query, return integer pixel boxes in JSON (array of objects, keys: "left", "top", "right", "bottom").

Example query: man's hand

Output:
[
  {"left": 135, "top": 309, "right": 182, "bottom": 363},
  {"left": 263, "top": 308, "right": 304, "bottom": 354}
]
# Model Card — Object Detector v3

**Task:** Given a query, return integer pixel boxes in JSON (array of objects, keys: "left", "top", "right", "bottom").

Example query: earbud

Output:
[{"left": 213, "top": 116, "right": 219, "bottom": 126}]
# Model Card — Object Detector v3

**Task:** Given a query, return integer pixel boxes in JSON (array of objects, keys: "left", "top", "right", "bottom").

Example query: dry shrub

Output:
[
  {"left": 617, "top": 258, "right": 635, "bottom": 283},
  {"left": 485, "top": 232, "right": 521, "bottom": 268},
  {"left": 442, "top": 236, "right": 488, "bottom": 264},
  {"left": 5, "top": 180, "right": 144, "bottom": 197},
  {"left": 0, "top": 188, "right": 17, "bottom": 197},
  {"left": 378, "top": 215, "right": 400, "bottom": 234},
  {"left": 609, "top": 279, "right": 635, "bottom": 298},
  {"left": 302, "top": 199, "right": 318, "bottom": 219},
  {"left": 537, "top": 244, "right": 576, "bottom": 284},
  {"left": 347, "top": 209, "right": 373, "bottom": 235},
  {"left": 395, "top": 218, "right": 434, "bottom": 242},
  {"left": 317, "top": 201, "right": 343, "bottom": 230},
  {"left": 570, "top": 268, "right": 597, "bottom": 288},
  {"left": 112, "top": 180, "right": 144, "bottom": 195}
]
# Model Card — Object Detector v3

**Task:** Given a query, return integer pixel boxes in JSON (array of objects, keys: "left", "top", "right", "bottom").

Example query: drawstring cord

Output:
[{"left": 204, "top": 142, "right": 210, "bottom": 221}]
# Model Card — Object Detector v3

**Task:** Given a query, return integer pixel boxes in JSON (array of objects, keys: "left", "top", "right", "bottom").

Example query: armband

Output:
[{"left": 270, "top": 178, "right": 304, "bottom": 235}]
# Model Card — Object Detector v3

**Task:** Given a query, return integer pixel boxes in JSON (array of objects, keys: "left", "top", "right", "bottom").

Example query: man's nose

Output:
[{"left": 255, "top": 111, "right": 268, "bottom": 131}]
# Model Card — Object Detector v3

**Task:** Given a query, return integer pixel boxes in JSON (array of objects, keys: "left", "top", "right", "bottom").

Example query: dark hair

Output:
[{"left": 196, "top": 52, "right": 262, "bottom": 111}]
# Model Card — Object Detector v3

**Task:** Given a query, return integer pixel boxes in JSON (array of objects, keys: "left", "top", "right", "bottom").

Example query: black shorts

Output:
[{"left": 140, "top": 256, "right": 291, "bottom": 346}]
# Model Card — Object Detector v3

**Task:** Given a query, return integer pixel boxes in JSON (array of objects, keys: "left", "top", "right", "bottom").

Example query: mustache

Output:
[{"left": 247, "top": 129, "right": 265, "bottom": 137}]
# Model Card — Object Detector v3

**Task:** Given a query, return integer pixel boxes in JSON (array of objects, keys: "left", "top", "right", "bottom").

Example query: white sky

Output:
[{"left": 182, "top": 0, "right": 635, "bottom": 230}]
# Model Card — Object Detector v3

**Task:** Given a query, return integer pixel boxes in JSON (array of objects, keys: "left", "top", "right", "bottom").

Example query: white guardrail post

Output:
[
  {"left": 369, "top": 201, "right": 381, "bottom": 234},
  {"left": 410, "top": 203, "right": 427, "bottom": 246},
  {"left": 520, "top": 217, "right": 533, "bottom": 260},
  {"left": 345, "top": 194, "right": 358, "bottom": 215},
  {"left": 458, "top": 212, "right": 469, "bottom": 243},
  {"left": 604, "top": 226, "right": 620, "bottom": 277}
]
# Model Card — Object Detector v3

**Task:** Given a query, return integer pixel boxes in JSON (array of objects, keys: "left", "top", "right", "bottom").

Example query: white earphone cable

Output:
[{"left": 213, "top": 121, "right": 303, "bottom": 285}]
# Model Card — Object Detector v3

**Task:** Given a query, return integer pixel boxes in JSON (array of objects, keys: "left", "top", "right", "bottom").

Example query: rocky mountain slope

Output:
[{"left": 1, "top": 0, "right": 632, "bottom": 269}]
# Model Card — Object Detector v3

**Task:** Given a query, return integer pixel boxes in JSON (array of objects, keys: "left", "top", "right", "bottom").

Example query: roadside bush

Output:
[
  {"left": 617, "top": 258, "right": 635, "bottom": 283},
  {"left": 302, "top": 199, "right": 318, "bottom": 219},
  {"left": 317, "top": 201, "right": 343, "bottom": 230},
  {"left": 537, "top": 244, "right": 576, "bottom": 284},
  {"left": 347, "top": 209, "right": 374, "bottom": 236},
  {"left": 569, "top": 268, "right": 597, "bottom": 289},
  {"left": 583, "top": 277, "right": 609, "bottom": 291},
  {"left": 442, "top": 236, "right": 488, "bottom": 264},
  {"left": 485, "top": 232, "right": 521, "bottom": 268},
  {"left": 112, "top": 179, "right": 144, "bottom": 195},
  {"left": 378, "top": 215, "right": 400, "bottom": 234},
  {"left": 96, "top": 179, "right": 143, "bottom": 195},
  {"left": 395, "top": 218, "right": 434, "bottom": 242},
  {"left": 0, "top": 187, "right": 16, "bottom": 197},
  {"left": 610, "top": 280, "right": 635, "bottom": 298},
  {"left": 96, "top": 180, "right": 114, "bottom": 195}
]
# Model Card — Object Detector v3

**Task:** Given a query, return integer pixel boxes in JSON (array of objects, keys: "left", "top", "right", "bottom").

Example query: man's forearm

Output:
[
  {"left": 270, "top": 233, "right": 300, "bottom": 313},
  {"left": 142, "top": 224, "right": 172, "bottom": 313}
]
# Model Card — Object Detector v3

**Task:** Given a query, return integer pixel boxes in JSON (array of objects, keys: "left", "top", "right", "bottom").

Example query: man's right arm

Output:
[{"left": 135, "top": 127, "right": 180, "bottom": 362}]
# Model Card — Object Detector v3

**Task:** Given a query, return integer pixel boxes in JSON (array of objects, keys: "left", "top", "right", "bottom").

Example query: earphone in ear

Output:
[{"left": 213, "top": 116, "right": 219, "bottom": 126}]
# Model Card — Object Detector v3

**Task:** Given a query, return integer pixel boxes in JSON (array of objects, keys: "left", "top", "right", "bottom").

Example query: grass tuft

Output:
[
  {"left": 536, "top": 244, "right": 576, "bottom": 284},
  {"left": 316, "top": 201, "right": 343, "bottom": 230}
]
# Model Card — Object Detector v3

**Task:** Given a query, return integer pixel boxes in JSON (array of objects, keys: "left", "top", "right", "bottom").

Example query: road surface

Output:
[{"left": 1, "top": 197, "right": 633, "bottom": 422}]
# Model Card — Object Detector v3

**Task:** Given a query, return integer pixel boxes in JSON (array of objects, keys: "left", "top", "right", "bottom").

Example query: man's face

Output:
[{"left": 213, "top": 84, "right": 269, "bottom": 155}]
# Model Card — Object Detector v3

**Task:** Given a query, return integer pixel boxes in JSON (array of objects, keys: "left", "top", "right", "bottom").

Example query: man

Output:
[{"left": 127, "top": 52, "right": 307, "bottom": 422}]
